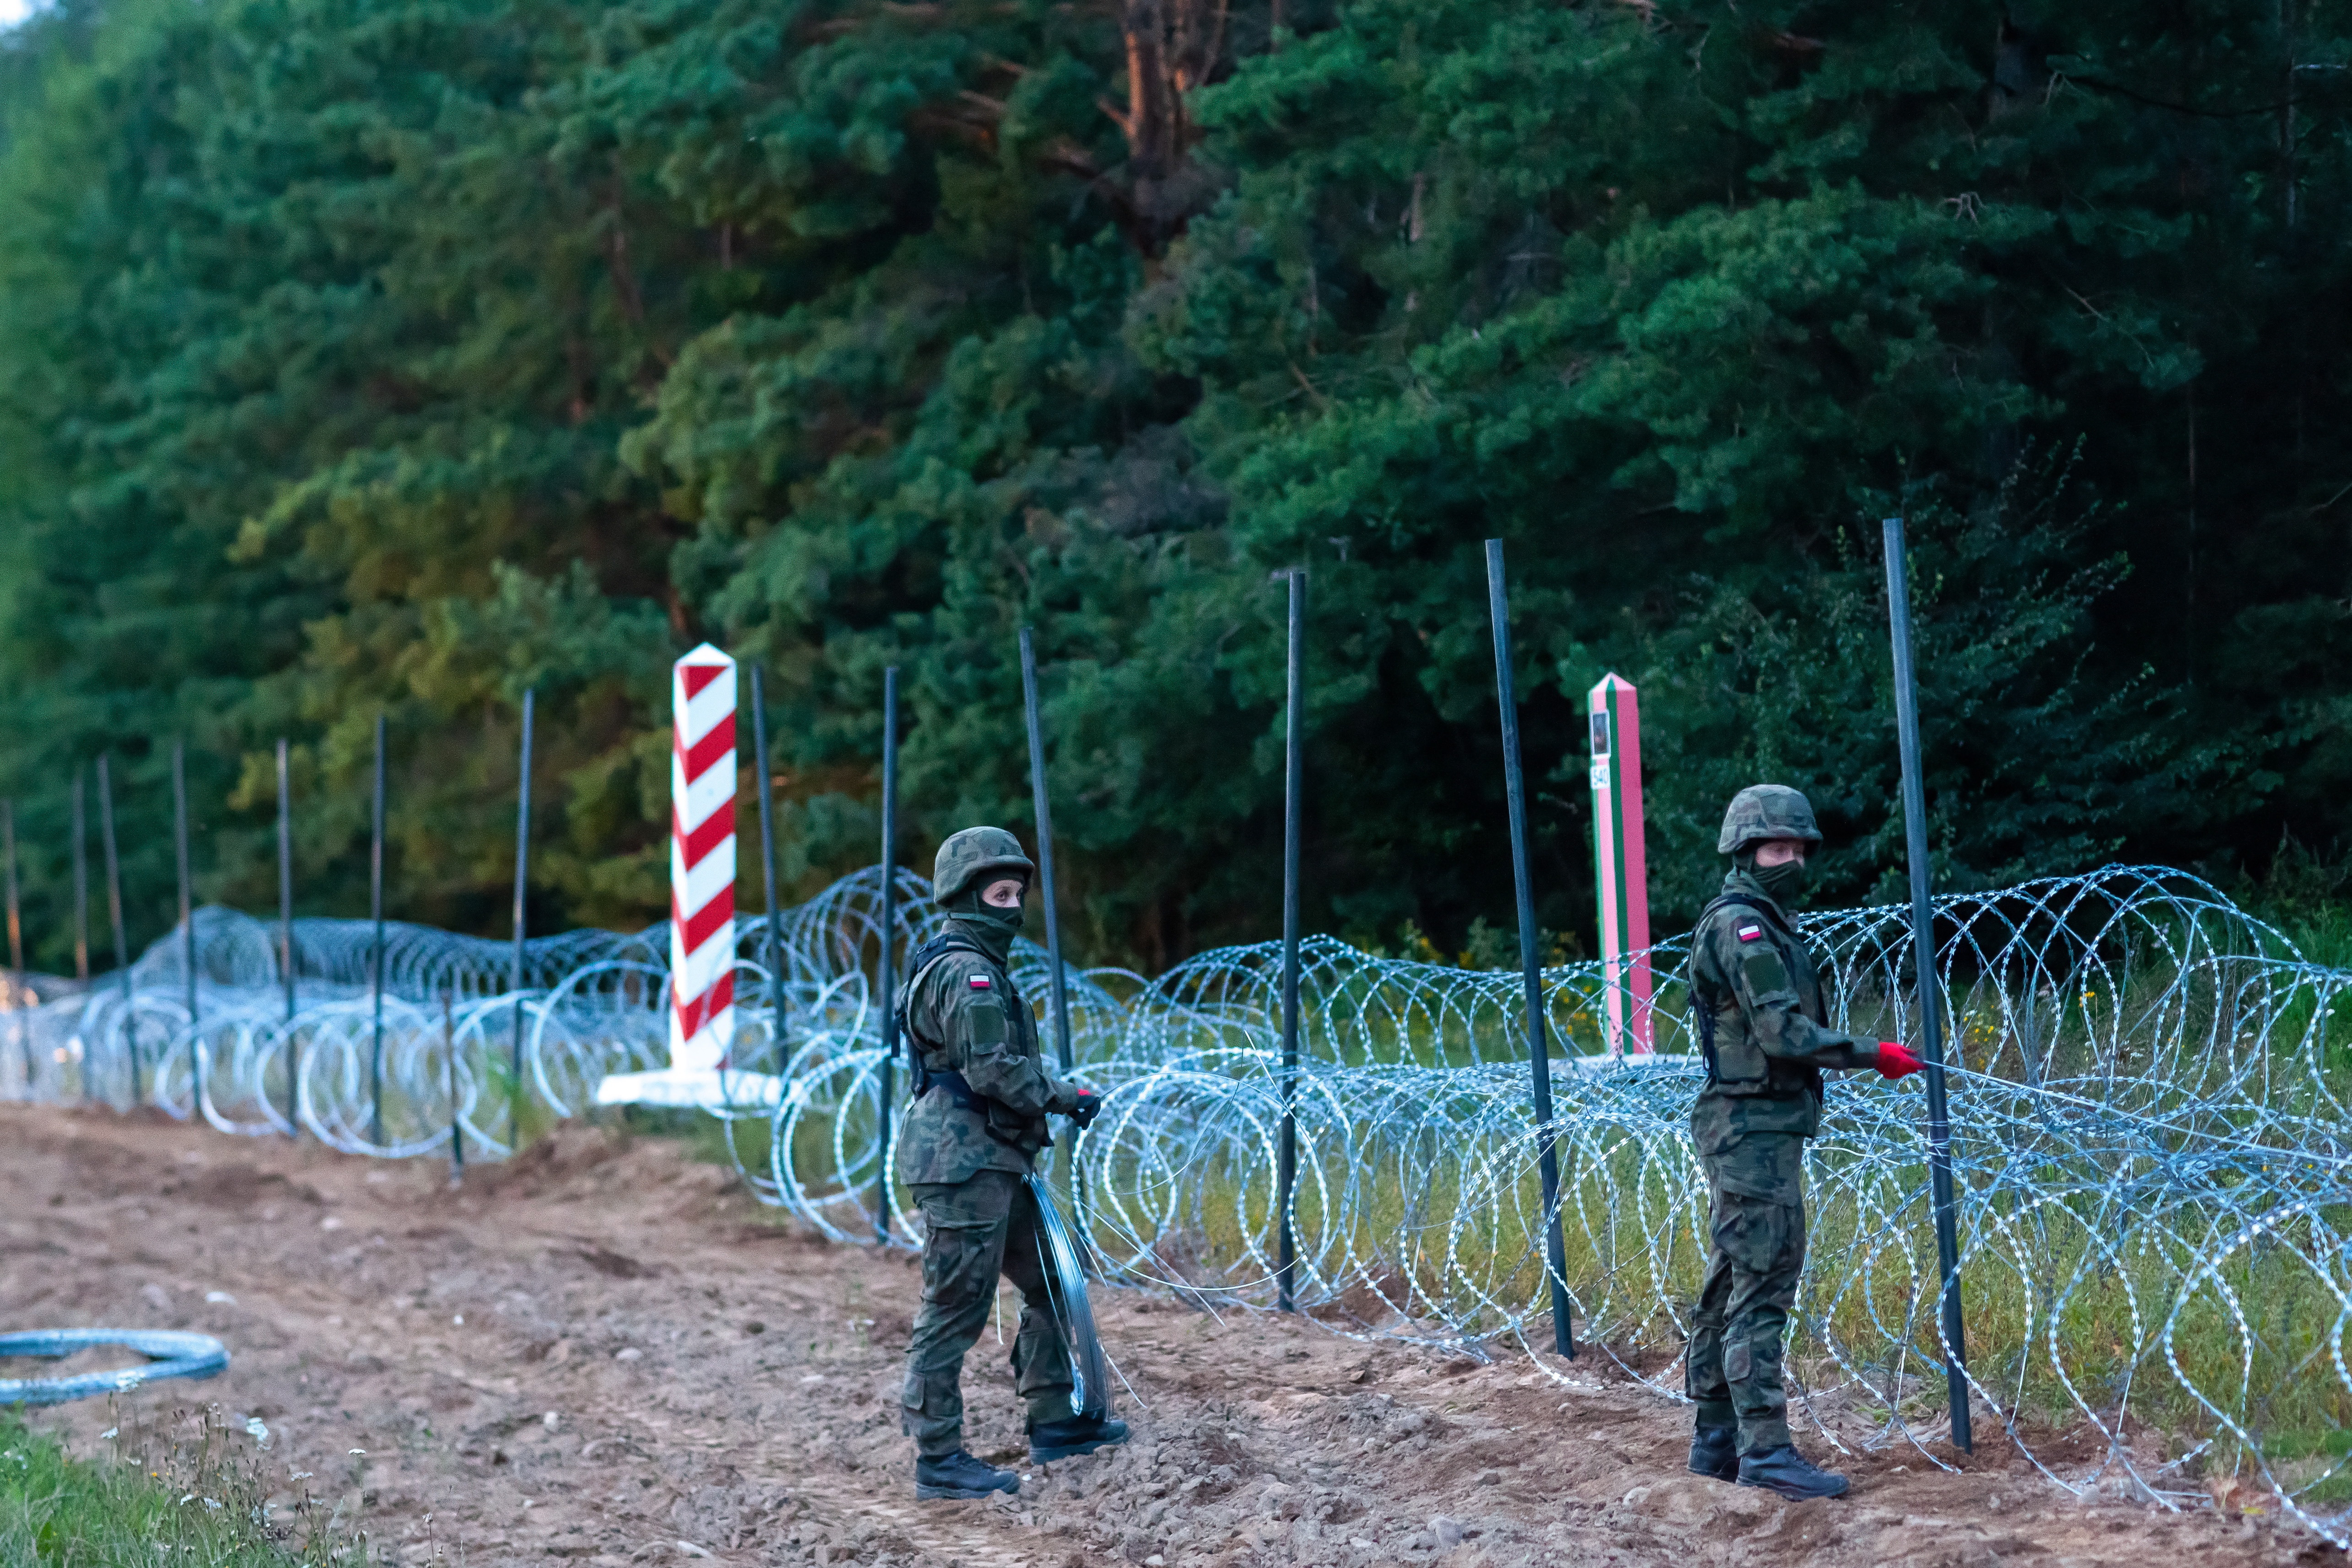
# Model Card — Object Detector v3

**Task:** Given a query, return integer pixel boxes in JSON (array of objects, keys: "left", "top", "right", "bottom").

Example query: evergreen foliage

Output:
[{"left": 0, "top": 0, "right": 2342, "bottom": 969}]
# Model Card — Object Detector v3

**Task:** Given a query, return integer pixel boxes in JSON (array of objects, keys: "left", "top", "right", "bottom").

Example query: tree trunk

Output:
[{"left": 1103, "top": 0, "right": 1230, "bottom": 247}]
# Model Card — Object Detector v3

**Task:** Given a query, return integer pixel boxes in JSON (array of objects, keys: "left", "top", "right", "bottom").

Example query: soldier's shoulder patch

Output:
[
  {"left": 1741, "top": 948, "right": 1791, "bottom": 998},
  {"left": 968, "top": 974, "right": 992, "bottom": 990},
  {"left": 1736, "top": 923, "right": 1764, "bottom": 943}
]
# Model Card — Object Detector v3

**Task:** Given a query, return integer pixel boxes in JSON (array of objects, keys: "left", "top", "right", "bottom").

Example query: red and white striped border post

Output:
[
  {"left": 1589, "top": 672, "right": 1654, "bottom": 1054},
  {"left": 671, "top": 644, "right": 736, "bottom": 1072}
]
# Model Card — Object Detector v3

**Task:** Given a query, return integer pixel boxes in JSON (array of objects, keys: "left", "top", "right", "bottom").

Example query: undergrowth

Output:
[{"left": 0, "top": 1402, "right": 366, "bottom": 1565}]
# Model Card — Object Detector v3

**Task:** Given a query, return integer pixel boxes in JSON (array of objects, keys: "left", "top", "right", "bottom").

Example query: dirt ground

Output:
[{"left": 0, "top": 1105, "right": 2332, "bottom": 1568}]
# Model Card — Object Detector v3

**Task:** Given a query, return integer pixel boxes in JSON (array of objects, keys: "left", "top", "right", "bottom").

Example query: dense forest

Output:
[{"left": 0, "top": 0, "right": 2346, "bottom": 973}]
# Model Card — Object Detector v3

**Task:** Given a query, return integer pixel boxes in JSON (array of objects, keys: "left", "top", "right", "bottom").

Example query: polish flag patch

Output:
[
  {"left": 1737, "top": 924, "right": 1763, "bottom": 943},
  {"left": 969, "top": 975, "right": 993, "bottom": 989}
]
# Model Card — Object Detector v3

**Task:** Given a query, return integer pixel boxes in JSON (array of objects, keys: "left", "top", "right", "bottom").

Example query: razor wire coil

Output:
[{"left": 1, "top": 865, "right": 2347, "bottom": 1540}]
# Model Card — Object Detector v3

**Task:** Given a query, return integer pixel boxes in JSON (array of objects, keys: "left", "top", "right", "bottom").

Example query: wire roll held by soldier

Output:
[
  {"left": 893, "top": 826, "right": 1126, "bottom": 1501},
  {"left": 1685, "top": 785, "right": 1925, "bottom": 1500}
]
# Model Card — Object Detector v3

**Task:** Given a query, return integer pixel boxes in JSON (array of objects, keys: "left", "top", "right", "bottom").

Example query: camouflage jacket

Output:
[
  {"left": 893, "top": 921, "right": 1084, "bottom": 1188},
  {"left": 1689, "top": 868, "right": 1880, "bottom": 1164}
]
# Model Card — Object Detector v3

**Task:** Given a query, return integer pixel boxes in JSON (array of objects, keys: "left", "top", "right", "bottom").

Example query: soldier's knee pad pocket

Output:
[
  {"left": 1723, "top": 1341, "right": 1751, "bottom": 1383},
  {"left": 902, "top": 1369, "right": 958, "bottom": 1415}
]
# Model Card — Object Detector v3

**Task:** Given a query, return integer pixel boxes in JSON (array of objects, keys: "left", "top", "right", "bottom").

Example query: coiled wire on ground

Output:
[
  {"left": 0, "top": 1330, "right": 229, "bottom": 1407},
  {"left": 1, "top": 866, "right": 2347, "bottom": 1539}
]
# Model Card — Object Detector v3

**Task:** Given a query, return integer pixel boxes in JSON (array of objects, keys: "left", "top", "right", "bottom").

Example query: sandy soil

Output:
[{"left": 0, "top": 1104, "right": 2331, "bottom": 1568}]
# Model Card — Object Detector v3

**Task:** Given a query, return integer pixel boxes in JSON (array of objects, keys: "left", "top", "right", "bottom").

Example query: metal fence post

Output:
[
  {"left": 445, "top": 990, "right": 464, "bottom": 1183},
  {"left": 1018, "top": 628, "right": 1088, "bottom": 1253},
  {"left": 1484, "top": 539, "right": 1575, "bottom": 1360},
  {"left": 277, "top": 738, "right": 297, "bottom": 1136},
  {"left": 173, "top": 744, "right": 197, "bottom": 1111},
  {"left": 370, "top": 714, "right": 388, "bottom": 1148},
  {"left": 72, "top": 767, "right": 89, "bottom": 1103},
  {"left": 874, "top": 664, "right": 901, "bottom": 1243},
  {"left": 749, "top": 668, "right": 784, "bottom": 1075},
  {"left": 1881, "top": 516, "right": 1972, "bottom": 1452},
  {"left": 510, "top": 689, "right": 534, "bottom": 1115},
  {"left": 2, "top": 800, "right": 23, "bottom": 1096},
  {"left": 97, "top": 754, "right": 138, "bottom": 1105},
  {"left": 3, "top": 799, "right": 21, "bottom": 973},
  {"left": 71, "top": 766, "right": 89, "bottom": 986},
  {"left": 1278, "top": 569, "right": 1304, "bottom": 1314}
]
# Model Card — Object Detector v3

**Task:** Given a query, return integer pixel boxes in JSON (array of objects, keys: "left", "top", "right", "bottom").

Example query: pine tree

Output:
[{"left": 0, "top": 0, "right": 2346, "bottom": 969}]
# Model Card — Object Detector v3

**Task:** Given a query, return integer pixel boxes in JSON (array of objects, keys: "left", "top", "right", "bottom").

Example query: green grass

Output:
[
  {"left": 609, "top": 1102, "right": 755, "bottom": 1167},
  {"left": 478, "top": 1055, "right": 560, "bottom": 1150},
  {"left": 615, "top": 878, "right": 2352, "bottom": 1498},
  {"left": 1047, "top": 971, "right": 2352, "bottom": 1493},
  {"left": 0, "top": 1405, "right": 364, "bottom": 1566}
]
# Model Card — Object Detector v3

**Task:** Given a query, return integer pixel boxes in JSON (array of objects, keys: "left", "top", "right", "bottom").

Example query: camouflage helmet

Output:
[
  {"left": 1717, "top": 785, "right": 1823, "bottom": 856},
  {"left": 931, "top": 826, "right": 1036, "bottom": 904}
]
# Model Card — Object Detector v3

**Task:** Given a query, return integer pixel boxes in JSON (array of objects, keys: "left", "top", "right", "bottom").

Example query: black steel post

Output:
[
  {"left": 173, "top": 744, "right": 197, "bottom": 1111},
  {"left": 874, "top": 664, "right": 901, "bottom": 1243},
  {"left": 3, "top": 798, "right": 21, "bottom": 973},
  {"left": 1018, "top": 628, "right": 1089, "bottom": 1251},
  {"left": 510, "top": 689, "right": 535, "bottom": 1112},
  {"left": 749, "top": 668, "right": 784, "bottom": 1076},
  {"left": 1881, "top": 516, "right": 1973, "bottom": 1452},
  {"left": 445, "top": 990, "right": 464, "bottom": 1182},
  {"left": 1018, "top": 631, "right": 1076, "bottom": 1075},
  {"left": 97, "top": 754, "right": 139, "bottom": 1105},
  {"left": 71, "top": 767, "right": 88, "bottom": 1103},
  {"left": 71, "top": 767, "right": 89, "bottom": 985},
  {"left": 3, "top": 799, "right": 24, "bottom": 1094},
  {"left": 1277, "top": 571, "right": 1305, "bottom": 1313},
  {"left": 370, "top": 714, "right": 388, "bottom": 1148},
  {"left": 1484, "top": 539, "right": 1576, "bottom": 1360},
  {"left": 277, "top": 738, "right": 297, "bottom": 1136}
]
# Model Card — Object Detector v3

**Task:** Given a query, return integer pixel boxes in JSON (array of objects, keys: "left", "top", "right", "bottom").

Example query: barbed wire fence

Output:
[{"left": 2, "top": 863, "right": 2347, "bottom": 1541}]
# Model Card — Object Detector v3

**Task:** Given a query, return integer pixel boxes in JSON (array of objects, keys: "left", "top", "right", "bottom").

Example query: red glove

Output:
[{"left": 1875, "top": 1042, "right": 1924, "bottom": 1080}]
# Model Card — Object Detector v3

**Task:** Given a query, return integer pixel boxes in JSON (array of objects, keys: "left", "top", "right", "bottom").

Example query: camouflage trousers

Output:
[
  {"left": 1685, "top": 1144, "right": 1808, "bottom": 1457},
  {"left": 902, "top": 1169, "right": 1075, "bottom": 1459}
]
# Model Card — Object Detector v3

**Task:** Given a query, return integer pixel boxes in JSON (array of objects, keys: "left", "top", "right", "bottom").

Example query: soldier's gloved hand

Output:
[
  {"left": 1874, "top": 1042, "right": 1925, "bottom": 1080},
  {"left": 1067, "top": 1089, "right": 1104, "bottom": 1130}
]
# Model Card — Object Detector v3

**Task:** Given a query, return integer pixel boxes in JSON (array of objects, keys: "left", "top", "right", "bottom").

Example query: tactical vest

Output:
[
  {"left": 1691, "top": 893, "right": 1825, "bottom": 1104},
  {"left": 893, "top": 931, "right": 1047, "bottom": 1150}
]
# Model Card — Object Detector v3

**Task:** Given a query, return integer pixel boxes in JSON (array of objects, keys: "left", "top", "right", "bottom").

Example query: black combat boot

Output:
[
  {"left": 1028, "top": 1413, "right": 1130, "bottom": 1463},
  {"left": 915, "top": 1450, "right": 1020, "bottom": 1500},
  {"left": 1736, "top": 1445, "right": 1849, "bottom": 1500},
  {"left": 1688, "top": 1425, "right": 1738, "bottom": 1482}
]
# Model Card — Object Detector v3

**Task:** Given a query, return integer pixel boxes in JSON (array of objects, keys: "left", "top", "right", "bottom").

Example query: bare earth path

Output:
[{"left": 0, "top": 1105, "right": 2328, "bottom": 1568}]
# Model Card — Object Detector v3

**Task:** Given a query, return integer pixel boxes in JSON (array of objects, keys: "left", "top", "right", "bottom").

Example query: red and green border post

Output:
[{"left": 1587, "top": 674, "right": 1653, "bottom": 1056}]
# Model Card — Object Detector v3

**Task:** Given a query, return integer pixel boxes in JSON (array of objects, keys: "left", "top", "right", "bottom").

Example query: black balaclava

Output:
[
  {"left": 946, "top": 877, "right": 1028, "bottom": 965},
  {"left": 1739, "top": 849, "right": 1808, "bottom": 910}
]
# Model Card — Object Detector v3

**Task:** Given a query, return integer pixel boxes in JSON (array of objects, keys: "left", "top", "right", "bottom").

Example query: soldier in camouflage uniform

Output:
[
  {"left": 1685, "top": 785, "right": 1923, "bottom": 1500},
  {"left": 896, "top": 826, "right": 1126, "bottom": 1501}
]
